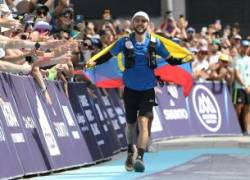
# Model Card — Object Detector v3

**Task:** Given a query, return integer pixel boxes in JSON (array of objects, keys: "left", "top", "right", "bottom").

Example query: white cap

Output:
[
  {"left": 132, "top": 11, "right": 150, "bottom": 22},
  {"left": 34, "top": 21, "right": 52, "bottom": 31},
  {"left": 234, "top": 34, "right": 242, "bottom": 40},
  {"left": 189, "top": 47, "right": 198, "bottom": 53},
  {"left": 241, "top": 40, "right": 250, "bottom": 47},
  {"left": 199, "top": 46, "right": 208, "bottom": 52}
]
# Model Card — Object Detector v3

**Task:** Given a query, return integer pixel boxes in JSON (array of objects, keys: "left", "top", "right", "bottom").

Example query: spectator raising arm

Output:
[
  {"left": 0, "top": 35, "right": 65, "bottom": 50},
  {"left": 0, "top": 18, "right": 21, "bottom": 28}
]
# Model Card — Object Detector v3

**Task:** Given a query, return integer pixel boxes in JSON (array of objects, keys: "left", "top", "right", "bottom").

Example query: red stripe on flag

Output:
[
  {"left": 154, "top": 65, "right": 193, "bottom": 96},
  {"left": 96, "top": 79, "right": 124, "bottom": 88}
]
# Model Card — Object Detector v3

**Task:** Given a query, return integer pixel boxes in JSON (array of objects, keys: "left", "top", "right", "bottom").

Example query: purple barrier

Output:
[
  {"left": 68, "top": 83, "right": 104, "bottom": 161},
  {"left": 188, "top": 82, "right": 242, "bottom": 135},
  {"left": 154, "top": 85, "right": 193, "bottom": 137},
  {"left": 30, "top": 79, "right": 90, "bottom": 169},
  {"left": 151, "top": 105, "right": 169, "bottom": 140},
  {"left": 68, "top": 83, "right": 112, "bottom": 160},
  {"left": 9, "top": 75, "right": 53, "bottom": 173},
  {"left": 93, "top": 88, "right": 122, "bottom": 154},
  {"left": 22, "top": 77, "right": 71, "bottom": 170},
  {"left": 47, "top": 81, "right": 93, "bottom": 166},
  {"left": 152, "top": 81, "right": 242, "bottom": 140},
  {"left": 0, "top": 113, "right": 23, "bottom": 179},
  {"left": 106, "top": 89, "right": 127, "bottom": 149},
  {"left": 0, "top": 73, "right": 48, "bottom": 175}
]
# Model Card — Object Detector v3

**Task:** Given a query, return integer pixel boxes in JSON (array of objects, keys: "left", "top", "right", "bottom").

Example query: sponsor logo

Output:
[
  {"left": 36, "top": 95, "right": 61, "bottom": 156},
  {"left": 192, "top": 85, "right": 221, "bottom": 132},
  {"left": 167, "top": 85, "right": 178, "bottom": 99},
  {"left": 163, "top": 109, "right": 188, "bottom": 120},
  {"left": 62, "top": 106, "right": 75, "bottom": 126},
  {"left": 163, "top": 87, "right": 188, "bottom": 120},
  {"left": 0, "top": 101, "right": 19, "bottom": 127}
]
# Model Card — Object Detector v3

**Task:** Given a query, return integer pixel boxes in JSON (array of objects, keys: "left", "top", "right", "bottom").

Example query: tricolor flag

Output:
[{"left": 84, "top": 33, "right": 193, "bottom": 96}]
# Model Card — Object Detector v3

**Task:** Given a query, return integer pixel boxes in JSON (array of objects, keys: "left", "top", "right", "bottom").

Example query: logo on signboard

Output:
[
  {"left": 36, "top": 95, "right": 61, "bottom": 156},
  {"left": 192, "top": 85, "right": 222, "bottom": 132},
  {"left": 167, "top": 84, "right": 178, "bottom": 99}
]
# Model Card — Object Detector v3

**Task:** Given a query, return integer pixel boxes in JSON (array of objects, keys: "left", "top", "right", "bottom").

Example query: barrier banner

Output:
[
  {"left": 106, "top": 89, "right": 127, "bottom": 149},
  {"left": 153, "top": 82, "right": 242, "bottom": 140},
  {"left": 151, "top": 104, "right": 169, "bottom": 140},
  {"left": 68, "top": 83, "right": 107, "bottom": 160},
  {"left": 155, "top": 85, "right": 193, "bottom": 137},
  {"left": 47, "top": 81, "right": 93, "bottom": 166},
  {"left": 92, "top": 88, "right": 121, "bottom": 154},
  {"left": 10, "top": 75, "right": 52, "bottom": 173},
  {"left": 23, "top": 77, "right": 65, "bottom": 170},
  {"left": 187, "top": 82, "right": 242, "bottom": 135},
  {"left": 81, "top": 86, "right": 113, "bottom": 158},
  {"left": 97, "top": 89, "right": 123, "bottom": 151},
  {"left": 36, "top": 80, "right": 86, "bottom": 168},
  {"left": 0, "top": 73, "right": 46, "bottom": 175},
  {"left": 0, "top": 113, "right": 23, "bottom": 179},
  {"left": 68, "top": 83, "right": 103, "bottom": 161}
]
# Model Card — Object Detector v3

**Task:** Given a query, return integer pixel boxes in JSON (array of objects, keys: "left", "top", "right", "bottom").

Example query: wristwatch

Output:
[{"left": 35, "top": 42, "right": 40, "bottom": 50}]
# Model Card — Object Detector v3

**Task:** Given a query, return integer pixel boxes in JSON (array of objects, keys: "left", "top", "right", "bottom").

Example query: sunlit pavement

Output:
[{"left": 32, "top": 136, "right": 250, "bottom": 180}]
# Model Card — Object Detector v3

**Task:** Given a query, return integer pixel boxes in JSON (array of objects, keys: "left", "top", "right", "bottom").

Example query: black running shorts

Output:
[
  {"left": 233, "top": 88, "right": 250, "bottom": 105},
  {"left": 123, "top": 87, "right": 157, "bottom": 124}
]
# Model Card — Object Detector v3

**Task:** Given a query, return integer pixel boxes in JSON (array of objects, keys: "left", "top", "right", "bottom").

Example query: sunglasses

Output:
[
  {"left": 37, "top": 10, "right": 47, "bottom": 16},
  {"left": 63, "top": 12, "right": 73, "bottom": 19}
]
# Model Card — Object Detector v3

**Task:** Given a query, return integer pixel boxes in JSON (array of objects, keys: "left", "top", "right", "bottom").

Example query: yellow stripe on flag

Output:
[
  {"left": 152, "top": 33, "right": 192, "bottom": 62},
  {"left": 86, "top": 33, "right": 192, "bottom": 68}
]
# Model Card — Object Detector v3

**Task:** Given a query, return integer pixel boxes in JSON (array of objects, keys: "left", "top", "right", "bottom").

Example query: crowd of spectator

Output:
[{"left": 0, "top": 1, "right": 249, "bottom": 134}]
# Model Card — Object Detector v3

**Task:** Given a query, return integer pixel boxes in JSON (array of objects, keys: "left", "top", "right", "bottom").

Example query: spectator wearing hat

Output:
[
  {"left": 54, "top": 6, "right": 74, "bottom": 34},
  {"left": 33, "top": 20, "right": 52, "bottom": 34},
  {"left": 34, "top": 3, "right": 51, "bottom": 22},
  {"left": 233, "top": 39, "right": 250, "bottom": 134},
  {"left": 192, "top": 46, "right": 210, "bottom": 81},
  {"left": 231, "top": 34, "right": 242, "bottom": 49},
  {"left": 208, "top": 53, "right": 234, "bottom": 86},
  {"left": 186, "top": 27, "right": 195, "bottom": 42}
]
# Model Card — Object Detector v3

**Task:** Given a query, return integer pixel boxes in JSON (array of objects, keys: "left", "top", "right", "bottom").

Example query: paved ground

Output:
[{"left": 27, "top": 136, "right": 250, "bottom": 180}]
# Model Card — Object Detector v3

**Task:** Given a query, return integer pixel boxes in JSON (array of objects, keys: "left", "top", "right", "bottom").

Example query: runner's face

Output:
[{"left": 133, "top": 16, "right": 149, "bottom": 35}]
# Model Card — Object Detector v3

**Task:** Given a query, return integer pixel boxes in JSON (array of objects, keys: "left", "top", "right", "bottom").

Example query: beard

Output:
[{"left": 134, "top": 26, "right": 147, "bottom": 35}]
